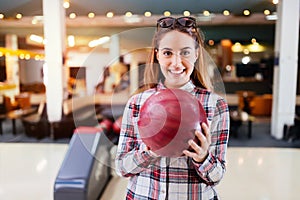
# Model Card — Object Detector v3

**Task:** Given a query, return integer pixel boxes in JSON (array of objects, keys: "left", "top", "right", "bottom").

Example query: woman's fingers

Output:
[
  {"left": 188, "top": 136, "right": 202, "bottom": 154},
  {"left": 183, "top": 123, "right": 211, "bottom": 162}
]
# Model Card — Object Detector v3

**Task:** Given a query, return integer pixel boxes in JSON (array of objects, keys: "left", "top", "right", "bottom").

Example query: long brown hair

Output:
[{"left": 142, "top": 18, "right": 213, "bottom": 91}]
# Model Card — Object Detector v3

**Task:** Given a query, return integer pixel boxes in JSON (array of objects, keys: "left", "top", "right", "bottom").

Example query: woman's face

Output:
[{"left": 156, "top": 30, "right": 198, "bottom": 88}]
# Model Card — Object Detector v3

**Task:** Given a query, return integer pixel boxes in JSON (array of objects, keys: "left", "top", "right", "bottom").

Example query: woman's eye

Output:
[
  {"left": 181, "top": 50, "right": 191, "bottom": 57},
  {"left": 163, "top": 51, "right": 173, "bottom": 57}
]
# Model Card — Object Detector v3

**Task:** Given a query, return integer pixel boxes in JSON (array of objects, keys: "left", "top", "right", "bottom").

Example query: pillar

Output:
[
  {"left": 110, "top": 34, "right": 120, "bottom": 62},
  {"left": 129, "top": 59, "right": 139, "bottom": 95},
  {"left": 271, "top": 0, "right": 300, "bottom": 139},
  {"left": 220, "top": 39, "right": 233, "bottom": 69},
  {"left": 43, "top": 0, "right": 66, "bottom": 122},
  {"left": 5, "top": 34, "right": 20, "bottom": 94}
]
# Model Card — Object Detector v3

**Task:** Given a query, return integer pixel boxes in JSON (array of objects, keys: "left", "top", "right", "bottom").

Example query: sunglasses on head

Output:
[{"left": 157, "top": 17, "right": 196, "bottom": 29}]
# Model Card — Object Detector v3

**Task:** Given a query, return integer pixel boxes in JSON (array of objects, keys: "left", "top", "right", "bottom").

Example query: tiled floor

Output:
[{"left": 0, "top": 143, "right": 299, "bottom": 200}]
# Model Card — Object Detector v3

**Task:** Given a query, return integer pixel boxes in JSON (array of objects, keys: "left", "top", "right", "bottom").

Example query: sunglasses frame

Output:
[{"left": 157, "top": 16, "right": 197, "bottom": 29}]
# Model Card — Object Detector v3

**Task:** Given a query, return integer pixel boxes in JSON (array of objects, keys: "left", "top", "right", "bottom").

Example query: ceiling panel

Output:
[
  {"left": 0, "top": 0, "right": 276, "bottom": 17},
  {"left": 0, "top": 0, "right": 278, "bottom": 49}
]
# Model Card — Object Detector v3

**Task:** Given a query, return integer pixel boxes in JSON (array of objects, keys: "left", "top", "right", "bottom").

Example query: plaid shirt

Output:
[{"left": 115, "top": 81, "right": 229, "bottom": 200}]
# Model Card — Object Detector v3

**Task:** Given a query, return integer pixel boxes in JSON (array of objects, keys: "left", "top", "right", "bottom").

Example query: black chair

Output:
[
  {"left": 0, "top": 101, "right": 7, "bottom": 135},
  {"left": 284, "top": 115, "right": 300, "bottom": 142},
  {"left": 22, "top": 102, "right": 51, "bottom": 139},
  {"left": 52, "top": 105, "right": 99, "bottom": 140}
]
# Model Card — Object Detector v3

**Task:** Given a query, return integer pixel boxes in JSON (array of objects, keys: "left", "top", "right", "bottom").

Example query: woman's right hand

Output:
[{"left": 145, "top": 146, "right": 160, "bottom": 157}]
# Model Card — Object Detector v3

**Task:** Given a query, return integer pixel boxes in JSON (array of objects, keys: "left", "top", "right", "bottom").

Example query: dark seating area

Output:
[{"left": 21, "top": 101, "right": 125, "bottom": 140}]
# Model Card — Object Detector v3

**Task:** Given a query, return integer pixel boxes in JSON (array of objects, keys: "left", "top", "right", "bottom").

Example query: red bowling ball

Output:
[{"left": 137, "top": 88, "right": 207, "bottom": 157}]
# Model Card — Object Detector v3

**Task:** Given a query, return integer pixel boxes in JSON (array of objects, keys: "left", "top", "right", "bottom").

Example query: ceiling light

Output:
[
  {"left": 232, "top": 42, "right": 244, "bottom": 52},
  {"left": 264, "top": 10, "right": 271, "bottom": 15},
  {"left": 25, "top": 54, "right": 30, "bottom": 60},
  {"left": 34, "top": 55, "right": 42, "bottom": 61},
  {"left": 164, "top": 11, "right": 171, "bottom": 16},
  {"left": 69, "top": 13, "right": 76, "bottom": 19},
  {"left": 203, "top": 10, "right": 210, "bottom": 16},
  {"left": 16, "top": 13, "right": 22, "bottom": 19},
  {"left": 242, "top": 56, "right": 251, "bottom": 64},
  {"left": 247, "top": 42, "right": 265, "bottom": 52},
  {"left": 125, "top": 12, "right": 133, "bottom": 17},
  {"left": 0, "top": 47, "right": 44, "bottom": 60},
  {"left": 144, "top": 11, "right": 151, "bottom": 17},
  {"left": 183, "top": 11, "right": 190, "bottom": 16},
  {"left": 243, "top": 49, "right": 250, "bottom": 54},
  {"left": 63, "top": 0, "right": 70, "bottom": 9},
  {"left": 30, "top": 34, "right": 44, "bottom": 44},
  {"left": 272, "top": 0, "right": 279, "bottom": 4},
  {"left": 251, "top": 38, "right": 256, "bottom": 44},
  {"left": 0, "top": 14, "right": 4, "bottom": 19},
  {"left": 223, "top": 10, "right": 230, "bottom": 16},
  {"left": 88, "top": 36, "right": 110, "bottom": 48},
  {"left": 243, "top": 10, "right": 250, "bottom": 16},
  {"left": 68, "top": 35, "right": 75, "bottom": 47},
  {"left": 106, "top": 12, "right": 114, "bottom": 18},
  {"left": 88, "top": 12, "right": 95, "bottom": 18}
]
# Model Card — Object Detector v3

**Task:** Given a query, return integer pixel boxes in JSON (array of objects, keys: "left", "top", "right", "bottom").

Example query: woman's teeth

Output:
[{"left": 169, "top": 69, "right": 185, "bottom": 74}]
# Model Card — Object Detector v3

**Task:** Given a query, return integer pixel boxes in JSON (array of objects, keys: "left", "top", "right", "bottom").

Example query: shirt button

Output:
[{"left": 161, "top": 190, "right": 165, "bottom": 193}]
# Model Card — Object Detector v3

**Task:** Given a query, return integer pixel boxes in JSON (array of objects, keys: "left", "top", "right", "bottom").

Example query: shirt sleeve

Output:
[
  {"left": 192, "top": 97, "right": 230, "bottom": 186},
  {"left": 115, "top": 94, "right": 160, "bottom": 177}
]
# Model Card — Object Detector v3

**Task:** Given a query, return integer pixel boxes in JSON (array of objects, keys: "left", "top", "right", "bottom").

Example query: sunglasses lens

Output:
[
  {"left": 177, "top": 17, "right": 195, "bottom": 27},
  {"left": 158, "top": 18, "right": 175, "bottom": 28}
]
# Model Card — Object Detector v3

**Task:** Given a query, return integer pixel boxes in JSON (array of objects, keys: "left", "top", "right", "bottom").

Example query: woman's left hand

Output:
[{"left": 183, "top": 123, "right": 211, "bottom": 163}]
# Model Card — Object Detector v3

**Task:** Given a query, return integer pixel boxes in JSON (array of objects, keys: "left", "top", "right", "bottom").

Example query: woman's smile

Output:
[{"left": 168, "top": 67, "right": 186, "bottom": 75}]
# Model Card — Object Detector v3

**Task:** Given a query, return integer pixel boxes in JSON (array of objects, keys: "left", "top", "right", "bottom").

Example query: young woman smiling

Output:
[{"left": 115, "top": 16, "right": 230, "bottom": 200}]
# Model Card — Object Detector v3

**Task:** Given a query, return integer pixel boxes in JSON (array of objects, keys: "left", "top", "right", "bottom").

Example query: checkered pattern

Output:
[{"left": 115, "top": 81, "right": 229, "bottom": 200}]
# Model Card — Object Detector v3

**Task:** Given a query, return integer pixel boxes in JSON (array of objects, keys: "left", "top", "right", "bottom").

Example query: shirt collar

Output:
[
  {"left": 179, "top": 80, "right": 195, "bottom": 92},
  {"left": 157, "top": 80, "right": 195, "bottom": 93}
]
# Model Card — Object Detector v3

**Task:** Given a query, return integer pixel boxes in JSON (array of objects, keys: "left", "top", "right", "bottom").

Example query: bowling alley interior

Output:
[{"left": 0, "top": 0, "right": 300, "bottom": 199}]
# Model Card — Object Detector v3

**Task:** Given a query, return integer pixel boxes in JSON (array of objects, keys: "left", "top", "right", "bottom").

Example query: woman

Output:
[{"left": 115, "top": 16, "right": 229, "bottom": 199}]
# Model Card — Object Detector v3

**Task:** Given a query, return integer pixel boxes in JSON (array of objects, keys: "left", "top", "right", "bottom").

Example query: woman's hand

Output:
[
  {"left": 145, "top": 145, "right": 160, "bottom": 157},
  {"left": 183, "top": 123, "right": 211, "bottom": 163}
]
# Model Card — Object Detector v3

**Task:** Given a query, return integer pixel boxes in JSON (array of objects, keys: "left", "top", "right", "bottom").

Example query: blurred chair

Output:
[
  {"left": 236, "top": 90, "right": 256, "bottom": 115},
  {"left": 15, "top": 92, "right": 31, "bottom": 109},
  {"left": 3, "top": 95, "right": 19, "bottom": 112},
  {"left": 22, "top": 101, "right": 51, "bottom": 139},
  {"left": 0, "top": 98, "right": 6, "bottom": 135}
]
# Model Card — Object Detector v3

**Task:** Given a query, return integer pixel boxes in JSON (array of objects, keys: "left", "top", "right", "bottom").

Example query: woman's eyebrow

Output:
[
  {"left": 181, "top": 47, "right": 192, "bottom": 50},
  {"left": 160, "top": 47, "right": 173, "bottom": 51},
  {"left": 159, "top": 47, "right": 192, "bottom": 51}
]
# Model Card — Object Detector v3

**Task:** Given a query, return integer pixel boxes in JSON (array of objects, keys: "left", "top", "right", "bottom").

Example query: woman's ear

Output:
[
  {"left": 155, "top": 49, "right": 159, "bottom": 60},
  {"left": 195, "top": 48, "right": 199, "bottom": 60}
]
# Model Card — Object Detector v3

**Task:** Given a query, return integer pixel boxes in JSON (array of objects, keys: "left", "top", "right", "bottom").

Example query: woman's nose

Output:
[{"left": 171, "top": 54, "right": 182, "bottom": 65}]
